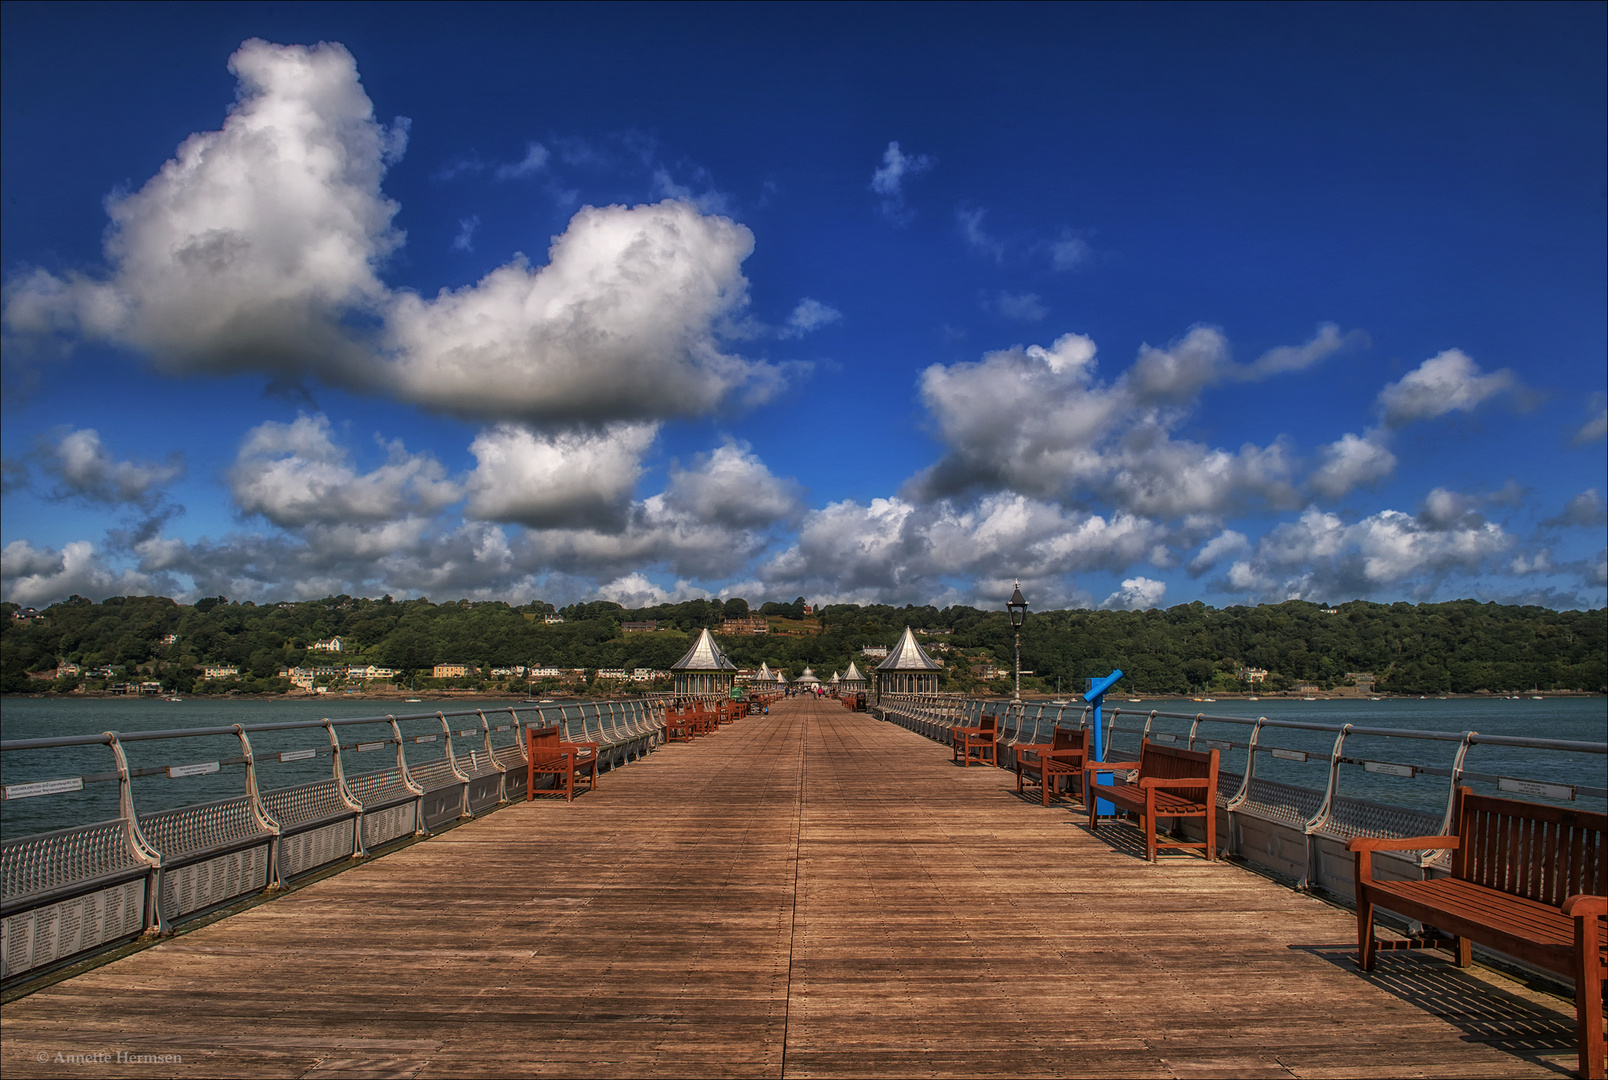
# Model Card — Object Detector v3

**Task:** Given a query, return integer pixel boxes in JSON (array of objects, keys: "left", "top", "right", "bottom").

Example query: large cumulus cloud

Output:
[{"left": 3, "top": 40, "right": 783, "bottom": 426}]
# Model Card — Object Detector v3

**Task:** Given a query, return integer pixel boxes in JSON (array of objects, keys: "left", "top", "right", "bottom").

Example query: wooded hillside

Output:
[{"left": 3, "top": 594, "right": 1603, "bottom": 696}]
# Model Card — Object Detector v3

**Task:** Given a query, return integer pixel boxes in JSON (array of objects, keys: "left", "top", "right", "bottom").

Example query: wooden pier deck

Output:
[{"left": 0, "top": 697, "right": 1584, "bottom": 1078}]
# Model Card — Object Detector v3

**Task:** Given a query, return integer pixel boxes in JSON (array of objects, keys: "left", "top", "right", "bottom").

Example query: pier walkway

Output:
[{"left": 0, "top": 698, "right": 1582, "bottom": 1078}]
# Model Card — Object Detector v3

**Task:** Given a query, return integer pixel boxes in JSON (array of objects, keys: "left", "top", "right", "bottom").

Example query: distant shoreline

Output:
[{"left": 4, "top": 688, "right": 1602, "bottom": 702}]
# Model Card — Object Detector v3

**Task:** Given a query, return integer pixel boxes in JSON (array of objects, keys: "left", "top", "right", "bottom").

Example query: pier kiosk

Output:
[
  {"left": 874, "top": 627, "right": 942, "bottom": 704},
  {"left": 1085, "top": 669, "right": 1123, "bottom": 816},
  {"left": 671, "top": 628, "right": 738, "bottom": 699}
]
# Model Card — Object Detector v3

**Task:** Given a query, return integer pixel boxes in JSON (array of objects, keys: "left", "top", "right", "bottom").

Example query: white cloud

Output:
[
  {"left": 45, "top": 428, "right": 181, "bottom": 504},
  {"left": 1377, "top": 348, "right": 1517, "bottom": 427},
  {"left": 1187, "top": 529, "right": 1250, "bottom": 575},
  {"left": 493, "top": 141, "right": 550, "bottom": 180},
  {"left": 957, "top": 208, "right": 1005, "bottom": 262},
  {"left": 1419, "top": 487, "right": 1484, "bottom": 530},
  {"left": 385, "top": 200, "right": 775, "bottom": 423},
  {"left": 3, "top": 41, "right": 788, "bottom": 428},
  {"left": 1309, "top": 430, "right": 1397, "bottom": 499},
  {"left": 4, "top": 40, "right": 404, "bottom": 383},
  {"left": 662, "top": 441, "right": 804, "bottom": 529},
  {"left": 1048, "top": 231, "right": 1090, "bottom": 271},
  {"left": 0, "top": 540, "right": 153, "bottom": 606},
  {"left": 229, "top": 413, "right": 460, "bottom": 528},
  {"left": 451, "top": 216, "right": 479, "bottom": 252},
  {"left": 595, "top": 572, "right": 699, "bottom": 608},
  {"left": 913, "top": 328, "right": 1299, "bottom": 516},
  {"left": 1220, "top": 506, "right": 1513, "bottom": 601},
  {"left": 870, "top": 141, "right": 933, "bottom": 222},
  {"left": 1129, "top": 326, "right": 1233, "bottom": 404},
  {"left": 465, "top": 422, "right": 657, "bottom": 528},
  {"left": 1544, "top": 489, "right": 1607, "bottom": 528},
  {"left": 995, "top": 291, "right": 1047, "bottom": 322},
  {"left": 1574, "top": 402, "right": 1607, "bottom": 444},
  {"left": 759, "top": 493, "right": 1165, "bottom": 605},
  {"left": 783, "top": 298, "right": 843, "bottom": 337},
  {"left": 1102, "top": 576, "right": 1166, "bottom": 610},
  {"left": 1245, "top": 323, "right": 1356, "bottom": 378}
]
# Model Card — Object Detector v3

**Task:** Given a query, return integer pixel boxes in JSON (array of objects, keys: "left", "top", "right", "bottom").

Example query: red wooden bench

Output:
[
  {"left": 951, "top": 713, "right": 998, "bottom": 768},
  {"left": 1085, "top": 738, "right": 1219, "bottom": 861},
  {"left": 1348, "top": 788, "right": 1606, "bottom": 1078},
  {"left": 666, "top": 710, "right": 697, "bottom": 742},
  {"left": 525, "top": 724, "right": 599, "bottom": 801},
  {"left": 1014, "top": 726, "right": 1089, "bottom": 806}
]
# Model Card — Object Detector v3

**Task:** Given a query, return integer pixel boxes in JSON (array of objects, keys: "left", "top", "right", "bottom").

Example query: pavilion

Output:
[
  {"left": 874, "top": 627, "right": 942, "bottom": 701},
  {"left": 670, "top": 628, "right": 738, "bottom": 697}
]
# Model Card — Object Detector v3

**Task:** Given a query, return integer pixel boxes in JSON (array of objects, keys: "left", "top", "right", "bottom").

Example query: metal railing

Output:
[
  {"left": 874, "top": 695, "right": 1606, "bottom": 899},
  {"left": 0, "top": 698, "right": 667, "bottom": 985}
]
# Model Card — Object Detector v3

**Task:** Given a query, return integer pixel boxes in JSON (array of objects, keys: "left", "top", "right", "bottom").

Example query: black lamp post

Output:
[{"left": 1007, "top": 580, "right": 1028, "bottom": 704}]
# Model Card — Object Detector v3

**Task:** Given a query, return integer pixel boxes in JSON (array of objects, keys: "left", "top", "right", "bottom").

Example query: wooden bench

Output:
[
  {"left": 951, "top": 713, "right": 997, "bottom": 768},
  {"left": 525, "top": 724, "right": 599, "bottom": 801},
  {"left": 1348, "top": 788, "right": 1606, "bottom": 1078},
  {"left": 665, "top": 703, "right": 697, "bottom": 745},
  {"left": 1085, "top": 738, "right": 1219, "bottom": 861},
  {"left": 1015, "top": 726, "right": 1089, "bottom": 806}
]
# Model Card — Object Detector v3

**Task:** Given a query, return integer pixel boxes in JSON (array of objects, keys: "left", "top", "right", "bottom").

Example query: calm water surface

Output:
[{"left": 2, "top": 694, "right": 1603, "bottom": 841}]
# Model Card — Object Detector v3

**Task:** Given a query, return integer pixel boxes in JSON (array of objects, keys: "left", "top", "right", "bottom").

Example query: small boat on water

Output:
[
  {"left": 164, "top": 696, "right": 183, "bottom": 702},
  {"left": 1127, "top": 698, "right": 1142, "bottom": 703},
  {"left": 1202, "top": 697, "right": 1216, "bottom": 703},
  {"left": 404, "top": 698, "right": 422, "bottom": 703},
  {"left": 1303, "top": 696, "right": 1317, "bottom": 701}
]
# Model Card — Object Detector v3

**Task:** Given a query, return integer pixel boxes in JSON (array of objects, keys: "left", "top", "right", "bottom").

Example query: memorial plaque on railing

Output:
[
  {"left": 278, "top": 749, "right": 316, "bottom": 763},
  {"left": 414, "top": 735, "right": 436, "bottom": 743},
  {"left": 2, "top": 776, "right": 84, "bottom": 800},
  {"left": 1364, "top": 760, "right": 1416, "bottom": 778},
  {"left": 356, "top": 741, "right": 387, "bottom": 753},
  {"left": 167, "top": 761, "right": 220, "bottom": 778},
  {"left": 1499, "top": 777, "right": 1575, "bottom": 801},
  {"left": 457, "top": 729, "right": 476, "bottom": 737},
  {"left": 1151, "top": 733, "right": 1176, "bottom": 742},
  {"left": 1200, "top": 739, "right": 1232, "bottom": 751}
]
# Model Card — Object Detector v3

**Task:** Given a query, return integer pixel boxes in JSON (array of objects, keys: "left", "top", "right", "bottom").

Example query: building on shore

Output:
[{"left": 875, "top": 627, "right": 942, "bottom": 701}]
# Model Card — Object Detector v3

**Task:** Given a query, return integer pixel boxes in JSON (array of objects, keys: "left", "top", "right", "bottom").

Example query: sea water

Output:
[{"left": 1, "top": 695, "right": 1603, "bottom": 842}]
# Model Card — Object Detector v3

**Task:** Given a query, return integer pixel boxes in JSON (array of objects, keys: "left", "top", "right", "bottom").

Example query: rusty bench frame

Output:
[
  {"left": 525, "top": 724, "right": 599, "bottom": 801},
  {"left": 1015, "top": 726, "right": 1089, "bottom": 806},
  {"left": 1086, "top": 737, "right": 1219, "bottom": 861},
  {"left": 1348, "top": 787, "right": 1606, "bottom": 1079}
]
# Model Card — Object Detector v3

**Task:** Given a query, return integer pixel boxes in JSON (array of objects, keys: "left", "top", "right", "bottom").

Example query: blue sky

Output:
[{"left": 2, "top": 2, "right": 1604, "bottom": 612}]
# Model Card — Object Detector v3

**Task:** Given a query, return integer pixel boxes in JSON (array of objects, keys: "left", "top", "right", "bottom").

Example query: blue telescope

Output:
[{"left": 1084, "top": 669, "right": 1123, "bottom": 815}]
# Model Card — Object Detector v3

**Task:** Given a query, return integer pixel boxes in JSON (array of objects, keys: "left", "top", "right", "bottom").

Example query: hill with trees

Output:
[{"left": 2, "top": 594, "right": 1603, "bottom": 697}]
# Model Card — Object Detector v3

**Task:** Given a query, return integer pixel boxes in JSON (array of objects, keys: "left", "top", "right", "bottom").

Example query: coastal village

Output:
[{"left": 5, "top": 594, "right": 1602, "bottom": 699}]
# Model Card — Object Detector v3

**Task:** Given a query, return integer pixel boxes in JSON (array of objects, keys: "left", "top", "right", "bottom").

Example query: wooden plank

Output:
[{"left": 0, "top": 697, "right": 1583, "bottom": 1078}]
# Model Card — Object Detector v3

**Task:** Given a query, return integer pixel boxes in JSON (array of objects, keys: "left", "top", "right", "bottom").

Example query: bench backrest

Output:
[
  {"left": 1450, "top": 787, "right": 1607, "bottom": 905},
  {"left": 526, "top": 725, "right": 561, "bottom": 758},
  {"left": 978, "top": 715, "right": 997, "bottom": 735},
  {"left": 1051, "top": 727, "right": 1088, "bottom": 753},
  {"left": 1138, "top": 739, "right": 1218, "bottom": 784}
]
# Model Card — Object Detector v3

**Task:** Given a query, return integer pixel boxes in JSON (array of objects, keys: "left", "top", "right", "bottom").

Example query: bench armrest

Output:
[
  {"left": 560, "top": 741, "right": 600, "bottom": 754},
  {"left": 1095, "top": 760, "right": 1141, "bottom": 772},
  {"left": 1038, "top": 750, "right": 1087, "bottom": 762},
  {"left": 1562, "top": 894, "right": 1606, "bottom": 918},
  {"left": 1139, "top": 776, "right": 1210, "bottom": 789},
  {"left": 1345, "top": 835, "right": 1458, "bottom": 853}
]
